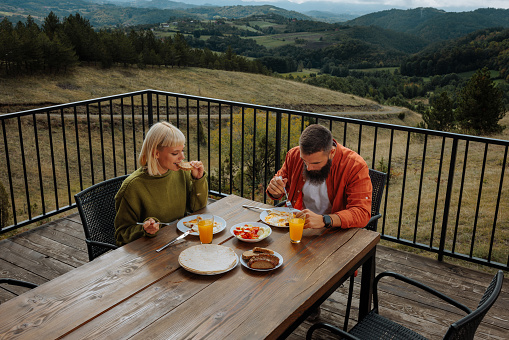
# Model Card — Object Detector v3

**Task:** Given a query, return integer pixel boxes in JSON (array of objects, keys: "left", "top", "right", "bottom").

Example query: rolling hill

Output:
[
  {"left": 0, "top": 0, "right": 312, "bottom": 27},
  {"left": 347, "top": 7, "right": 509, "bottom": 42}
]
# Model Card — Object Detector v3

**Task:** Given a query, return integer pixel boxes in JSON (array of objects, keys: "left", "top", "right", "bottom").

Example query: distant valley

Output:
[{"left": 1, "top": 0, "right": 508, "bottom": 120}]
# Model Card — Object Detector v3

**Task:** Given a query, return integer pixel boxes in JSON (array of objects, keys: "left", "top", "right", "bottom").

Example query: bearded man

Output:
[{"left": 266, "top": 124, "right": 372, "bottom": 230}]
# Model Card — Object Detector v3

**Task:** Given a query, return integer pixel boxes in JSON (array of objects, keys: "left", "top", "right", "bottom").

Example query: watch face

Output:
[{"left": 323, "top": 215, "right": 332, "bottom": 228}]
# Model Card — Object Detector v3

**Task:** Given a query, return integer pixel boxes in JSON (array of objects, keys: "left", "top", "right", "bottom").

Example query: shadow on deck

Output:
[{"left": 1, "top": 211, "right": 507, "bottom": 339}]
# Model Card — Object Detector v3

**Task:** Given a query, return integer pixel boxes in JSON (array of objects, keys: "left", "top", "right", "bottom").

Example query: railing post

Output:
[
  {"left": 438, "top": 138, "right": 458, "bottom": 262},
  {"left": 275, "top": 112, "right": 282, "bottom": 173},
  {"left": 147, "top": 91, "right": 153, "bottom": 127}
]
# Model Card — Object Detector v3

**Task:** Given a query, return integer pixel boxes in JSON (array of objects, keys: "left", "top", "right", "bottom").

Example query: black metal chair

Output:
[
  {"left": 307, "top": 270, "right": 504, "bottom": 340},
  {"left": 342, "top": 168, "right": 387, "bottom": 328},
  {"left": 74, "top": 175, "right": 128, "bottom": 261},
  {"left": 365, "top": 168, "right": 387, "bottom": 232}
]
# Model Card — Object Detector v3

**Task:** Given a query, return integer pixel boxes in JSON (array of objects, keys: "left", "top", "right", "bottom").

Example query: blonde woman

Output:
[{"left": 114, "top": 122, "right": 208, "bottom": 245}]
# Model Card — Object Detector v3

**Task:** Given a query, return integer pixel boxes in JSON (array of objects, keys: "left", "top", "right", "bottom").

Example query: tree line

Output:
[
  {"left": 0, "top": 12, "right": 270, "bottom": 76},
  {"left": 299, "top": 67, "right": 507, "bottom": 134},
  {"left": 401, "top": 27, "right": 509, "bottom": 81}
]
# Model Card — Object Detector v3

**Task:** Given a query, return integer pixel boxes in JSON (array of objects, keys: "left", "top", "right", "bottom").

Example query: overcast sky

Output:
[{"left": 250, "top": 0, "right": 509, "bottom": 10}]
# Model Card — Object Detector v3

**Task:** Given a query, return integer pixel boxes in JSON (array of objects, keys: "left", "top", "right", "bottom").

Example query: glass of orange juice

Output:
[
  {"left": 198, "top": 214, "right": 214, "bottom": 244},
  {"left": 289, "top": 217, "right": 305, "bottom": 243}
]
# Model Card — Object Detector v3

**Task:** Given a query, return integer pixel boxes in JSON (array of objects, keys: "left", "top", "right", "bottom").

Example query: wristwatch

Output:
[{"left": 322, "top": 214, "right": 332, "bottom": 229}]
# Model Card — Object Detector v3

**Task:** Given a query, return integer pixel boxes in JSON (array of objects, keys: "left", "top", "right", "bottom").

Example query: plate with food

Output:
[
  {"left": 230, "top": 222, "right": 271, "bottom": 243},
  {"left": 240, "top": 247, "right": 283, "bottom": 271},
  {"left": 179, "top": 244, "right": 238, "bottom": 275},
  {"left": 260, "top": 207, "right": 301, "bottom": 228},
  {"left": 177, "top": 215, "right": 226, "bottom": 236}
]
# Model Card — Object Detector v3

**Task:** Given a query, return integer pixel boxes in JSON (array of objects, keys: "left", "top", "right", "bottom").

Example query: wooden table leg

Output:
[{"left": 358, "top": 246, "right": 376, "bottom": 320}]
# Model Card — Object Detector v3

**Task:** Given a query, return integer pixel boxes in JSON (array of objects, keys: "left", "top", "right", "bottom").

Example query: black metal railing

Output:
[{"left": 1, "top": 89, "right": 507, "bottom": 270}]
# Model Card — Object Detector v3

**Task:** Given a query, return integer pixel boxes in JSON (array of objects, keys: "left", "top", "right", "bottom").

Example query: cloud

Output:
[{"left": 283, "top": 0, "right": 509, "bottom": 9}]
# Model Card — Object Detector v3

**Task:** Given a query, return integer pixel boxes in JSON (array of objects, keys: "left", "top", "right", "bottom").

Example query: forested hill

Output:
[
  {"left": 0, "top": 0, "right": 311, "bottom": 27},
  {"left": 347, "top": 7, "right": 509, "bottom": 42},
  {"left": 401, "top": 27, "right": 509, "bottom": 80}
]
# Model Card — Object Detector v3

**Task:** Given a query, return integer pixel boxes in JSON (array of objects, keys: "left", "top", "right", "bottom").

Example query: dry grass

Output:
[{"left": 0, "top": 65, "right": 377, "bottom": 110}]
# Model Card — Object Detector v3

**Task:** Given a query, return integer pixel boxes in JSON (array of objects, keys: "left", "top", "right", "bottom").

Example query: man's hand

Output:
[
  {"left": 143, "top": 218, "right": 160, "bottom": 235},
  {"left": 267, "top": 176, "right": 287, "bottom": 198},
  {"left": 296, "top": 209, "right": 325, "bottom": 229}
]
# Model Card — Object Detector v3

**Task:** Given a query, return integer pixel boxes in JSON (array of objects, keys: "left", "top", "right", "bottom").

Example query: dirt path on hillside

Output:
[{"left": 319, "top": 105, "right": 406, "bottom": 116}]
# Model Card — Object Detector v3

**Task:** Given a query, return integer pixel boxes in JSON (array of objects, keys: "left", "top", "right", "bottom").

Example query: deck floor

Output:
[{"left": 1, "top": 212, "right": 507, "bottom": 339}]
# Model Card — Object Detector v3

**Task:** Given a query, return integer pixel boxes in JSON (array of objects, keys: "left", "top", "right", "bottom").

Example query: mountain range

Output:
[{"left": 2, "top": 0, "right": 509, "bottom": 44}]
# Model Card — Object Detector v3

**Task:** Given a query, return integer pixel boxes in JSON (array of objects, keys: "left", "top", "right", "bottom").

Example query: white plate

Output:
[
  {"left": 179, "top": 246, "right": 239, "bottom": 276},
  {"left": 177, "top": 215, "right": 227, "bottom": 236},
  {"left": 230, "top": 222, "right": 272, "bottom": 243},
  {"left": 260, "top": 207, "right": 301, "bottom": 228},
  {"left": 240, "top": 250, "right": 283, "bottom": 272}
]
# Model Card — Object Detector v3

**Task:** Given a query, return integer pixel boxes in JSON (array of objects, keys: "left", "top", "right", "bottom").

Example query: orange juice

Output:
[
  {"left": 289, "top": 218, "right": 304, "bottom": 243},
  {"left": 198, "top": 216, "right": 214, "bottom": 244}
]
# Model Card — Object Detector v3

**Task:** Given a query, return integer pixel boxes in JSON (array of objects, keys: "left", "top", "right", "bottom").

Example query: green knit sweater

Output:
[{"left": 114, "top": 167, "right": 208, "bottom": 246}]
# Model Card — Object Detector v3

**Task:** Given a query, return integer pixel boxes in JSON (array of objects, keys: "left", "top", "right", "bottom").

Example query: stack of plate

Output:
[{"left": 179, "top": 244, "right": 238, "bottom": 275}]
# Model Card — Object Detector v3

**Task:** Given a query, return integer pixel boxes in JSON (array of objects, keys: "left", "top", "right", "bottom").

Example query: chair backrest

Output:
[
  {"left": 74, "top": 175, "right": 128, "bottom": 261},
  {"left": 365, "top": 168, "right": 387, "bottom": 231},
  {"left": 444, "top": 270, "right": 504, "bottom": 340}
]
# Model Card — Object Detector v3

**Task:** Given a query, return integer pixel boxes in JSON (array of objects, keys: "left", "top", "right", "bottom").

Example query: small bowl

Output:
[{"left": 230, "top": 222, "right": 272, "bottom": 243}]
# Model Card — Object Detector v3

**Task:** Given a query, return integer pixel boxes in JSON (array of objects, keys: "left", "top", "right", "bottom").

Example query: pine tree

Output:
[
  {"left": 423, "top": 92, "right": 455, "bottom": 131},
  {"left": 43, "top": 11, "right": 61, "bottom": 41},
  {"left": 456, "top": 67, "right": 506, "bottom": 134}
]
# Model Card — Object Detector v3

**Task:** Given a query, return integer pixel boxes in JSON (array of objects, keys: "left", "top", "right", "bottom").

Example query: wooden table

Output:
[{"left": 0, "top": 195, "right": 380, "bottom": 340}]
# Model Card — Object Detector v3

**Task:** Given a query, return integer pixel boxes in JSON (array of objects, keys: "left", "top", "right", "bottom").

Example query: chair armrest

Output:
[
  {"left": 0, "top": 278, "right": 39, "bottom": 289},
  {"left": 374, "top": 271, "right": 472, "bottom": 314},
  {"left": 85, "top": 240, "right": 118, "bottom": 250},
  {"left": 368, "top": 214, "right": 381, "bottom": 225},
  {"left": 306, "top": 322, "right": 361, "bottom": 340}
]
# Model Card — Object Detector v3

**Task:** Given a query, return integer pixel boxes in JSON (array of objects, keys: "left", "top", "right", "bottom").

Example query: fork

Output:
[
  {"left": 282, "top": 186, "right": 293, "bottom": 210},
  {"left": 278, "top": 176, "right": 293, "bottom": 210}
]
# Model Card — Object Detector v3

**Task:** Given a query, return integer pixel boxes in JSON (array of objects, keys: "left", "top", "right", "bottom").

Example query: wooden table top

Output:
[{"left": 0, "top": 195, "right": 380, "bottom": 340}]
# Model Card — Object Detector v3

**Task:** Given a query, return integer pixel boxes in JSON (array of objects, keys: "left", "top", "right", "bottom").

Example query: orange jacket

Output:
[{"left": 267, "top": 141, "right": 372, "bottom": 229}]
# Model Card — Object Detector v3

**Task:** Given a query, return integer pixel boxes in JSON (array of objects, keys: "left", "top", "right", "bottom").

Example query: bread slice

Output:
[
  {"left": 252, "top": 247, "right": 274, "bottom": 255},
  {"left": 242, "top": 250, "right": 258, "bottom": 260},
  {"left": 177, "top": 161, "right": 193, "bottom": 171},
  {"left": 248, "top": 254, "right": 280, "bottom": 269}
]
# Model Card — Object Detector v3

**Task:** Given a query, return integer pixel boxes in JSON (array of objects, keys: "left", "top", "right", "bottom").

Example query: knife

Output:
[{"left": 156, "top": 230, "right": 192, "bottom": 252}]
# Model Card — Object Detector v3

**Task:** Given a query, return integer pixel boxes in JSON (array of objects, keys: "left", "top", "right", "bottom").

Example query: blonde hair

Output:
[{"left": 138, "top": 122, "right": 186, "bottom": 176}]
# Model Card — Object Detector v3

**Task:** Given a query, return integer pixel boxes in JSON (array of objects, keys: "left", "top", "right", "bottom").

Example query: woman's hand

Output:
[
  {"left": 143, "top": 218, "right": 160, "bottom": 235},
  {"left": 190, "top": 161, "right": 205, "bottom": 179},
  {"left": 296, "top": 209, "right": 325, "bottom": 229}
]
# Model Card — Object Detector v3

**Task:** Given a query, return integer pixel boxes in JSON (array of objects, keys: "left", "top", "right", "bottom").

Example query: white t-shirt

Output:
[{"left": 302, "top": 180, "right": 331, "bottom": 215}]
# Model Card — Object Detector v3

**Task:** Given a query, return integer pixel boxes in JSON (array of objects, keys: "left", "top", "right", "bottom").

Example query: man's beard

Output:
[{"left": 303, "top": 158, "right": 332, "bottom": 185}]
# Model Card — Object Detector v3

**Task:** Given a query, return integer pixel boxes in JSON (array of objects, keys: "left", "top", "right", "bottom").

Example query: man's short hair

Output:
[{"left": 299, "top": 124, "right": 333, "bottom": 155}]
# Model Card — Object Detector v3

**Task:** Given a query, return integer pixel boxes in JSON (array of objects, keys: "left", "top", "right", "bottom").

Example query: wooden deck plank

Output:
[
  {"left": 9, "top": 230, "right": 88, "bottom": 267},
  {"left": 0, "top": 239, "right": 74, "bottom": 280},
  {"left": 0, "top": 212, "right": 507, "bottom": 340},
  {"left": 51, "top": 215, "right": 87, "bottom": 239},
  {"left": 0, "top": 259, "right": 45, "bottom": 303}
]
